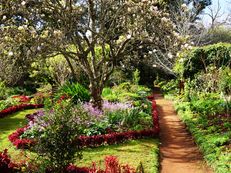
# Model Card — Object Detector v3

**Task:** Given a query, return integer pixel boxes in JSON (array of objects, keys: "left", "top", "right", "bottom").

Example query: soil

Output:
[{"left": 155, "top": 92, "right": 213, "bottom": 173}]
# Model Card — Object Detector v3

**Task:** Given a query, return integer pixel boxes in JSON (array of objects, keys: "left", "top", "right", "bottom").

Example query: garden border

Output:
[
  {"left": 0, "top": 104, "right": 44, "bottom": 119},
  {"left": 8, "top": 96, "right": 159, "bottom": 149}
]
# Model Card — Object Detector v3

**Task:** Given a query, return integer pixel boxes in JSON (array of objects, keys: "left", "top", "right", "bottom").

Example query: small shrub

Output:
[{"left": 31, "top": 102, "right": 90, "bottom": 172}]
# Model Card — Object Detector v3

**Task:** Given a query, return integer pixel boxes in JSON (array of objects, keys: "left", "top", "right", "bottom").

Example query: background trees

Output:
[{"left": 0, "top": 0, "right": 180, "bottom": 108}]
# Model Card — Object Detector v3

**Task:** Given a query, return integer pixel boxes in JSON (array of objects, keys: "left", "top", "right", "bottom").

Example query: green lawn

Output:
[
  {"left": 0, "top": 109, "right": 40, "bottom": 159},
  {"left": 77, "top": 138, "right": 159, "bottom": 173}
]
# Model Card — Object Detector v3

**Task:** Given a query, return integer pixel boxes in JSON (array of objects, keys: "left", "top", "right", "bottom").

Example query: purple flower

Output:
[
  {"left": 82, "top": 101, "right": 132, "bottom": 116},
  {"left": 82, "top": 102, "right": 103, "bottom": 117},
  {"left": 102, "top": 101, "right": 132, "bottom": 112}
]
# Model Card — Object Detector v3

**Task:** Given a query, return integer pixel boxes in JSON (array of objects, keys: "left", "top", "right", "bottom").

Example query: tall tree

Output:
[{"left": 0, "top": 0, "right": 180, "bottom": 108}]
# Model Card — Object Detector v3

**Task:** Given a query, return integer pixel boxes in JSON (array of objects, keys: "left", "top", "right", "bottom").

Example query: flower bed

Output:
[
  {"left": 9, "top": 97, "right": 159, "bottom": 149},
  {"left": 11, "top": 95, "right": 31, "bottom": 103},
  {"left": 0, "top": 104, "right": 44, "bottom": 118}
]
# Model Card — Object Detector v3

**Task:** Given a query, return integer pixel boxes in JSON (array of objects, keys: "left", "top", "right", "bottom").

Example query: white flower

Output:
[
  {"left": 21, "top": 1, "right": 26, "bottom": 6},
  {"left": 167, "top": 53, "right": 173, "bottom": 59},
  {"left": 150, "top": 6, "right": 158, "bottom": 12},
  {"left": 127, "top": 7, "right": 131, "bottom": 12},
  {"left": 148, "top": 51, "right": 152, "bottom": 55},
  {"left": 2, "top": 15, "right": 6, "bottom": 20},
  {"left": 152, "top": 64, "right": 157, "bottom": 68},
  {"left": 8, "top": 51, "right": 14, "bottom": 56},
  {"left": 18, "top": 26, "right": 24, "bottom": 31},
  {"left": 4, "top": 36, "right": 9, "bottom": 41},
  {"left": 161, "top": 17, "right": 168, "bottom": 23},
  {"left": 179, "top": 58, "right": 185, "bottom": 63},
  {"left": 53, "top": 30, "right": 62, "bottom": 37},
  {"left": 126, "top": 34, "right": 131, "bottom": 39},
  {"left": 185, "top": 43, "right": 189, "bottom": 48},
  {"left": 37, "top": 46, "right": 41, "bottom": 51},
  {"left": 181, "top": 4, "right": 187, "bottom": 9}
]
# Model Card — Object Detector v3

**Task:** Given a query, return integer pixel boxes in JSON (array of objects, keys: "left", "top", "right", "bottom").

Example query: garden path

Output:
[{"left": 155, "top": 92, "right": 213, "bottom": 173}]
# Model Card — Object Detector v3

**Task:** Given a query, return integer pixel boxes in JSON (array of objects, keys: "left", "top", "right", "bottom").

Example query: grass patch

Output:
[
  {"left": 77, "top": 138, "right": 159, "bottom": 173},
  {"left": 0, "top": 109, "right": 40, "bottom": 159}
]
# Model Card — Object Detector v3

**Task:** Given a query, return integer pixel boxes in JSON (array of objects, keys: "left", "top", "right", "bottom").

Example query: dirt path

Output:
[{"left": 155, "top": 93, "right": 213, "bottom": 173}]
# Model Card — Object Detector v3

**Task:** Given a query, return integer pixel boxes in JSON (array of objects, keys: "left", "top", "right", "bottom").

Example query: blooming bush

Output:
[
  {"left": 11, "top": 95, "right": 31, "bottom": 103},
  {"left": 0, "top": 149, "right": 21, "bottom": 172},
  {"left": 28, "top": 101, "right": 93, "bottom": 171}
]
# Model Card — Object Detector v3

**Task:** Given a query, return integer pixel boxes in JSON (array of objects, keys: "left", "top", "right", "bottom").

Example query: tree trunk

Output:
[{"left": 89, "top": 81, "right": 103, "bottom": 110}]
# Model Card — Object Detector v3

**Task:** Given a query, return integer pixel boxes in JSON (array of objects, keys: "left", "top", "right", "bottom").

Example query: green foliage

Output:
[
  {"left": 175, "top": 99, "right": 231, "bottom": 173},
  {"left": 33, "top": 102, "right": 85, "bottom": 172},
  {"left": 31, "top": 92, "right": 51, "bottom": 105},
  {"left": 56, "top": 82, "right": 90, "bottom": 103},
  {"left": 201, "top": 26, "right": 231, "bottom": 45},
  {"left": 175, "top": 43, "right": 231, "bottom": 79},
  {"left": 158, "top": 79, "right": 178, "bottom": 94},
  {"left": 133, "top": 69, "right": 140, "bottom": 85},
  {"left": 218, "top": 67, "right": 231, "bottom": 95},
  {"left": 190, "top": 99, "right": 226, "bottom": 115},
  {"left": 0, "top": 82, "right": 17, "bottom": 100},
  {"left": 0, "top": 97, "right": 20, "bottom": 111},
  {"left": 102, "top": 82, "right": 151, "bottom": 103}
]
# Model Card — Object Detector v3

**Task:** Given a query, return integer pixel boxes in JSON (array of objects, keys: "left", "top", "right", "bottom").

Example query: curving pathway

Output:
[{"left": 155, "top": 92, "right": 213, "bottom": 173}]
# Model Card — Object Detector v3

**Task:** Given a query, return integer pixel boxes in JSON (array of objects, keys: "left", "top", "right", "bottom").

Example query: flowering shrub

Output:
[
  {"left": 0, "top": 104, "right": 44, "bottom": 118},
  {"left": 0, "top": 149, "right": 20, "bottom": 172},
  {"left": 31, "top": 92, "right": 50, "bottom": 104},
  {"left": 82, "top": 101, "right": 132, "bottom": 117},
  {"left": 12, "top": 95, "right": 31, "bottom": 103}
]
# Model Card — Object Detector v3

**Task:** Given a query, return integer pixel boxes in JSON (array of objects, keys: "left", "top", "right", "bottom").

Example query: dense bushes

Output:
[
  {"left": 175, "top": 100, "right": 231, "bottom": 173},
  {"left": 175, "top": 43, "right": 231, "bottom": 79},
  {"left": 102, "top": 82, "right": 151, "bottom": 102},
  {"left": 0, "top": 149, "right": 21, "bottom": 172}
]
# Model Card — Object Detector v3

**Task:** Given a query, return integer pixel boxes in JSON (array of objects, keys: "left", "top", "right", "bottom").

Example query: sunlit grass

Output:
[
  {"left": 0, "top": 109, "right": 40, "bottom": 159},
  {"left": 77, "top": 138, "right": 159, "bottom": 173}
]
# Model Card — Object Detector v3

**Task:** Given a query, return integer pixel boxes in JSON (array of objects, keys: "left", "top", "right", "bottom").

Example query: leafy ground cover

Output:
[{"left": 174, "top": 98, "right": 231, "bottom": 173}]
